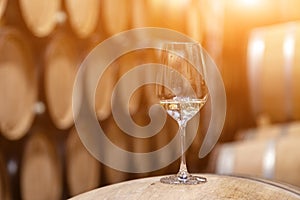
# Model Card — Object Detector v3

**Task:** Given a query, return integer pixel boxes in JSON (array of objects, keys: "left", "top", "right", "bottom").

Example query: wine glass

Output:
[{"left": 156, "top": 42, "right": 208, "bottom": 185}]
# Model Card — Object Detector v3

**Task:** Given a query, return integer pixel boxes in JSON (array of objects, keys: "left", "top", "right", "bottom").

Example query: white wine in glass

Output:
[{"left": 157, "top": 42, "right": 208, "bottom": 185}]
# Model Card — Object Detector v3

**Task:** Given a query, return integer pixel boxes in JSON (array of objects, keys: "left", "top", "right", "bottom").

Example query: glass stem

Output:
[{"left": 177, "top": 122, "right": 189, "bottom": 181}]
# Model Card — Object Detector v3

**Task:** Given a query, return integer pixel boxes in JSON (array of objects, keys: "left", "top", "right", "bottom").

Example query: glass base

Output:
[{"left": 160, "top": 175, "right": 207, "bottom": 185}]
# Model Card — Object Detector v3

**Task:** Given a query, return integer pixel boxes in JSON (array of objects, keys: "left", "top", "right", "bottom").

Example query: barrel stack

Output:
[{"left": 0, "top": 0, "right": 300, "bottom": 199}]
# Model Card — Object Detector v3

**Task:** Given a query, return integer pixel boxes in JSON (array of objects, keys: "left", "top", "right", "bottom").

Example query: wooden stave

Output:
[
  {"left": 145, "top": 0, "right": 188, "bottom": 33},
  {"left": 65, "top": 0, "right": 100, "bottom": 38},
  {"left": 0, "top": 28, "right": 37, "bottom": 140},
  {"left": 94, "top": 60, "right": 118, "bottom": 121},
  {"left": 131, "top": 0, "right": 148, "bottom": 28},
  {"left": 44, "top": 32, "right": 78, "bottom": 130},
  {"left": 65, "top": 128, "right": 100, "bottom": 196},
  {"left": 100, "top": 0, "right": 130, "bottom": 36},
  {"left": 115, "top": 51, "right": 148, "bottom": 116},
  {"left": 19, "top": 0, "right": 61, "bottom": 37},
  {"left": 69, "top": 174, "right": 300, "bottom": 200},
  {"left": 186, "top": 0, "right": 203, "bottom": 43},
  {"left": 100, "top": 116, "right": 130, "bottom": 185},
  {"left": 20, "top": 132, "right": 63, "bottom": 200},
  {"left": 95, "top": 49, "right": 158, "bottom": 122}
]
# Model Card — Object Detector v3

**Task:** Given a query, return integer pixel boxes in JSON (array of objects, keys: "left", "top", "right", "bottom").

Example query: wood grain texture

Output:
[{"left": 69, "top": 174, "right": 300, "bottom": 200}]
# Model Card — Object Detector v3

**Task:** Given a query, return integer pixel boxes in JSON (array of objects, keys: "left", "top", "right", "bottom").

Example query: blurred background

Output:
[{"left": 0, "top": 0, "right": 300, "bottom": 199}]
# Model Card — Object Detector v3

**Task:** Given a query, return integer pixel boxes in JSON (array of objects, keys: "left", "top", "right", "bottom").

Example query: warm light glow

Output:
[
  {"left": 248, "top": 33, "right": 265, "bottom": 60},
  {"left": 282, "top": 27, "right": 295, "bottom": 116},
  {"left": 152, "top": 0, "right": 190, "bottom": 9},
  {"left": 163, "top": 0, "right": 191, "bottom": 12},
  {"left": 283, "top": 30, "right": 295, "bottom": 59},
  {"left": 166, "top": 0, "right": 190, "bottom": 8},
  {"left": 248, "top": 33, "right": 265, "bottom": 80},
  {"left": 237, "top": 0, "right": 260, "bottom": 7},
  {"left": 226, "top": 0, "right": 274, "bottom": 23},
  {"left": 247, "top": 31, "right": 265, "bottom": 114},
  {"left": 229, "top": 0, "right": 269, "bottom": 13}
]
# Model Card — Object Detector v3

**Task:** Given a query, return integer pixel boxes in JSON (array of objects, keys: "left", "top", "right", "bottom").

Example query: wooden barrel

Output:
[
  {"left": 186, "top": 0, "right": 203, "bottom": 42},
  {"left": 95, "top": 50, "right": 155, "bottom": 121},
  {"left": 69, "top": 174, "right": 300, "bottom": 200},
  {"left": 44, "top": 32, "right": 78, "bottom": 129},
  {"left": 115, "top": 51, "right": 150, "bottom": 116},
  {"left": 146, "top": 0, "right": 188, "bottom": 32},
  {"left": 213, "top": 134, "right": 300, "bottom": 187},
  {"left": 131, "top": 0, "right": 148, "bottom": 28},
  {"left": 0, "top": 0, "right": 7, "bottom": 21},
  {"left": 94, "top": 60, "right": 118, "bottom": 121},
  {"left": 0, "top": 149, "right": 10, "bottom": 200},
  {"left": 0, "top": 28, "right": 37, "bottom": 140},
  {"left": 247, "top": 22, "right": 300, "bottom": 124},
  {"left": 101, "top": 117, "right": 130, "bottom": 185},
  {"left": 236, "top": 121, "right": 300, "bottom": 140},
  {"left": 66, "top": 128, "right": 100, "bottom": 196},
  {"left": 19, "top": 0, "right": 61, "bottom": 37},
  {"left": 20, "top": 132, "right": 62, "bottom": 200},
  {"left": 101, "top": 0, "right": 130, "bottom": 36},
  {"left": 65, "top": 0, "right": 100, "bottom": 38}
]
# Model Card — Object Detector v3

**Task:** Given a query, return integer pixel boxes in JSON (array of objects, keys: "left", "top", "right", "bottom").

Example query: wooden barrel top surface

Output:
[{"left": 70, "top": 174, "right": 300, "bottom": 200}]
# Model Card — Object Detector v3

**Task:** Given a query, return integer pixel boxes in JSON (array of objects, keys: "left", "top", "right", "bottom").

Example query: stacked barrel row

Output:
[
  {"left": 0, "top": 0, "right": 207, "bottom": 140},
  {"left": 206, "top": 4, "right": 300, "bottom": 189},
  {"left": 210, "top": 22, "right": 300, "bottom": 188},
  {"left": 1, "top": 0, "right": 300, "bottom": 199},
  {"left": 0, "top": 0, "right": 209, "bottom": 199}
]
